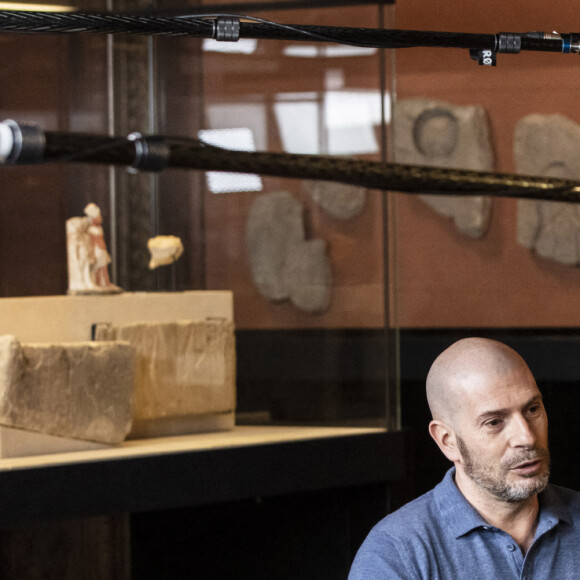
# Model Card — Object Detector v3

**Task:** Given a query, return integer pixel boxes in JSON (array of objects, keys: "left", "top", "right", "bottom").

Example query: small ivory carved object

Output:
[
  {"left": 147, "top": 235, "right": 184, "bottom": 269},
  {"left": 393, "top": 98, "right": 494, "bottom": 238},
  {"left": 67, "top": 203, "right": 122, "bottom": 294}
]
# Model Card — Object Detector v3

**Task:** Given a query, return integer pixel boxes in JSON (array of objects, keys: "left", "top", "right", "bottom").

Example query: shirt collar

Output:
[
  {"left": 434, "top": 468, "right": 488, "bottom": 538},
  {"left": 434, "top": 467, "right": 572, "bottom": 539},
  {"left": 537, "top": 483, "right": 573, "bottom": 529}
]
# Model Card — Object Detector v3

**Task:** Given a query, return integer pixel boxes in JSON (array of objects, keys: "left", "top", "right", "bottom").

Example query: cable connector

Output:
[
  {"left": 127, "top": 132, "right": 170, "bottom": 173},
  {"left": 212, "top": 16, "right": 240, "bottom": 42},
  {"left": 0, "top": 119, "right": 45, "bottom": 165}
]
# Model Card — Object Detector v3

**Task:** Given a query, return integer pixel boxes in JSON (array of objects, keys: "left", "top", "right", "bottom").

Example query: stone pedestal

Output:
[
  {"left": 0, "top": 292, "right": 235, "bottom": 447},
  {"left": 95, "top": 320, "right": 236, "bottom": 438}
]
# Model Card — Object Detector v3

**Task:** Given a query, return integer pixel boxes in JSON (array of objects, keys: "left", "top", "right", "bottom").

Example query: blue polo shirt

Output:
[{"left": 349, "top": 468, "right": 580, "bottom": 579}]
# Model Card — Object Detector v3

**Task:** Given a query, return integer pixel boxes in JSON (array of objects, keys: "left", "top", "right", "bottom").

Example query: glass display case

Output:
[
  {"left": 0, "top": 0, "right": 398, "bottom": 440},
  {"left": 0, "top": 7, "right": 406, "bottom": 577}
]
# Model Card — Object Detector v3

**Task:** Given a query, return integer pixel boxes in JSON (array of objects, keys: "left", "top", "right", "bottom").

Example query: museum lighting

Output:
[
  {"left": 203, "top": 37, "right": 257, "bottom": 54},
  {"left": 198, "top": 128, "right": 263, "bottom": 194},
  {"left": 0, "top": 3, "right": 75, "bottom": 11}
]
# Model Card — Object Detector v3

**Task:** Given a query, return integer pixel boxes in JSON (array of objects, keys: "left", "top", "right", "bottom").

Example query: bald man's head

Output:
[{"left": 426, "top": 338, "right": 536, "bottom": 427}]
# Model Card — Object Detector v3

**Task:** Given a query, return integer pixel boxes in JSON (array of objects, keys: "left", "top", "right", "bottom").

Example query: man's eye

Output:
[{"left": 485, "top": 419, "right": 502, "bottom": 428}]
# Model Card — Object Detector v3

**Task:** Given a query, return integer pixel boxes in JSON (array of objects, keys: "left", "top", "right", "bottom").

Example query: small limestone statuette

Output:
[{"left": 66, "top": 203, "right": 122, "bottom": 295}]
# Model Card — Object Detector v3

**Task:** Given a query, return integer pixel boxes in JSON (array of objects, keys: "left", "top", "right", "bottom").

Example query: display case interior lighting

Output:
[
  {"left": 283, "top": 45, "right": 377, "bottom": 58},
  {"left": 274, "top": 90, "right": 387, "bottom": 156},
  {"left": 203, "top": 38, "right": 257, "bottom": 54},
  {"left": 0, "top": 2, "right": 75, "bottom": 10},
  {"left": 198, "top": 128, "right": 263, "bottom": 194}
]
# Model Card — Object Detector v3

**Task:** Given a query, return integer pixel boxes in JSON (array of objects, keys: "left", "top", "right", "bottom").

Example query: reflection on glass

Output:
[
  {"left": 198, "top": 127, "right": 263, "bottom": 194},
  {"left": 274, "top": 89, "right": 386, "bottom": 155},
  {"left": 202, "top": 38, "right": 258, "bottom": 55}
]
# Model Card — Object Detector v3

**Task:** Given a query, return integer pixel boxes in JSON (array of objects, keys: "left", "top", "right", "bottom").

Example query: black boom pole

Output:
[
  {"left": 2, "top": 121, "right": 580, "bottom": 204},
  {"left": 0, "top": 9, "right": 577, "bottom": 63}
]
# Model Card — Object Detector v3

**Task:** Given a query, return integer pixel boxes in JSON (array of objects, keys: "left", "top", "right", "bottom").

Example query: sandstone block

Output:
[
  {"left": 94, "top": 320, "right": 236, "bottom": 436},
  {"left": 0, "top": 335, "right": 134, "bottom": 444}
]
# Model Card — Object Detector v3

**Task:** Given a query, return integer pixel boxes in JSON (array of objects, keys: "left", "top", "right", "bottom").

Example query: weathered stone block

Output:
[
  {"left": 94, "top": 320, "right": 236, "bottom": 436},
  {"left": 0, "top": 335, "right": 134, "bottom": 444}
]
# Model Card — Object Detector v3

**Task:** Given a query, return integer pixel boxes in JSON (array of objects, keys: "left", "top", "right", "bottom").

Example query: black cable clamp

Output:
[
  {"left": 1, "top": 119, "right": 45, "bottom": 165},
  {"left": 212, "top": 16, "right": 240, "bottom": 42},
  {"left": 127, "top": 132, "right": 170, "bottom": 173},
  {"left": 497, "top": 32, "right": 522, "bottom": 53}
]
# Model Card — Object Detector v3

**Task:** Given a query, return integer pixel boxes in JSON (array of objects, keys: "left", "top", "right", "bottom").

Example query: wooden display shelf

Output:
[
  {"left": 0, "top": 425, "right": 386, "bottom": 471},
  {"left": 0, "top": 426, "right": 406, "bottom": 528}
]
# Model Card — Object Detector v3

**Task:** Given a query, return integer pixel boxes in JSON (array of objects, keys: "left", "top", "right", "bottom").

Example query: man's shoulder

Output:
[
  {"left": 349, "top": 487, "right": 451, "bottom": 579},
  {"left": 369, "top": 487, "right": 440, "bottom": 538},
  {"left": 546, "top": 482, "right": 580, "bottom": 510}
]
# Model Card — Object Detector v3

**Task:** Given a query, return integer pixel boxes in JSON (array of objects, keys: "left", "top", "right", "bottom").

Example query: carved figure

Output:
[
  {"left": 66, "top": 203, "right": 122, "bottom": 294},
  {"left": 147, "top": 235, "right": 184, "bottom": 269}
]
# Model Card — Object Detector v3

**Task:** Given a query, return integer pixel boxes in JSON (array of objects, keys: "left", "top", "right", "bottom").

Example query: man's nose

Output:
[{"left": 510, "top": 414, "right": 537, "bottom": 447}]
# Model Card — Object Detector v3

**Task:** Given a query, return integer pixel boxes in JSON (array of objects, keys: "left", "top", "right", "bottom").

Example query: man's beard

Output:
[{"left": 456, "top": 436, "right": 550, "bottom": 502}]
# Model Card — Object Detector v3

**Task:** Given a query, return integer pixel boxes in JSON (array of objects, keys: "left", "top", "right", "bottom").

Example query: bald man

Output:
[{"left": 349, "top": 337, "right": 580, "bottom": 579}]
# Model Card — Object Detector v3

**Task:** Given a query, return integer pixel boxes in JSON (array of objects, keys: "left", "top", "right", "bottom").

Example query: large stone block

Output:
[
  {"left": 0, "top": 335, "right": 134, "bottom": 444},
  {"left": 94, "top": 319, "right": 236, "bottom": 438}
]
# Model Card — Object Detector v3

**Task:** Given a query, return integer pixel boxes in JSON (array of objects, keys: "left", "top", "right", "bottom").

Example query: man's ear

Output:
[{"left": 429, "top": 420, "right": 462, "bottom": 463}]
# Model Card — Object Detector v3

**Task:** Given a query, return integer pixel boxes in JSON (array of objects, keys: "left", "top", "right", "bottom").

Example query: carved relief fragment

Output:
[
  {"left": 393, "top": 98, "right": 494, "bottom": 238},
  {"left": 246, "top": 191, "right": 332, "bottom": 313},
  {"left": 515, "top": 113, "right": 580, "bottom": 265}
]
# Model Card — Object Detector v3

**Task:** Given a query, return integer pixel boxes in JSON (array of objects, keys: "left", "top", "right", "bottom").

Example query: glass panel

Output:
[
  {"left": 0, "top": 0, "right": 398, "bottom": 430},
  {"left": 0, "top": 0, "right": 110, "bottom": 296},
  {"left": 155, "top": 1, "right": 397, "bottom": 427},
  {"left": 389, "top": 4, "right": 580, "bottom": 333}
]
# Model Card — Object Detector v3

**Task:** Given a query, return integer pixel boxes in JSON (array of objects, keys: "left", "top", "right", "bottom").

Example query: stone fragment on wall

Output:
[
  {"left": 303, "top": 180, "right": 367, "bottom": 220},
  {"left": 281, "top": 239, "right": 332, "bottom": 313},
  {"left": 94, "top": 320, "right": 236, "bottom": 429},
  {"left": 246, "top": 191, "right": 305, "bottom": 301},
  {"left": 393, "top": 98, "right": 494, "bottom": 238},
  {"left": 515, "top": 113, "right": 580, "bottom": 265},
  {"left": 0, "top": 335, "right": 134, "bottom": 444},
  {"left": 246, "top": 191, "right": 332, "bottom": 313}
]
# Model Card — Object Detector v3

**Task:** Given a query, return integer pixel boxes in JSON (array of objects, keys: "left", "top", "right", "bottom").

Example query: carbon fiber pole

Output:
[
  {"left": 0, "top": 10, "right": 569, "bottom": 53},
  {"left": 6, "top": 129, "right": 580, "bottom": 203}
]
